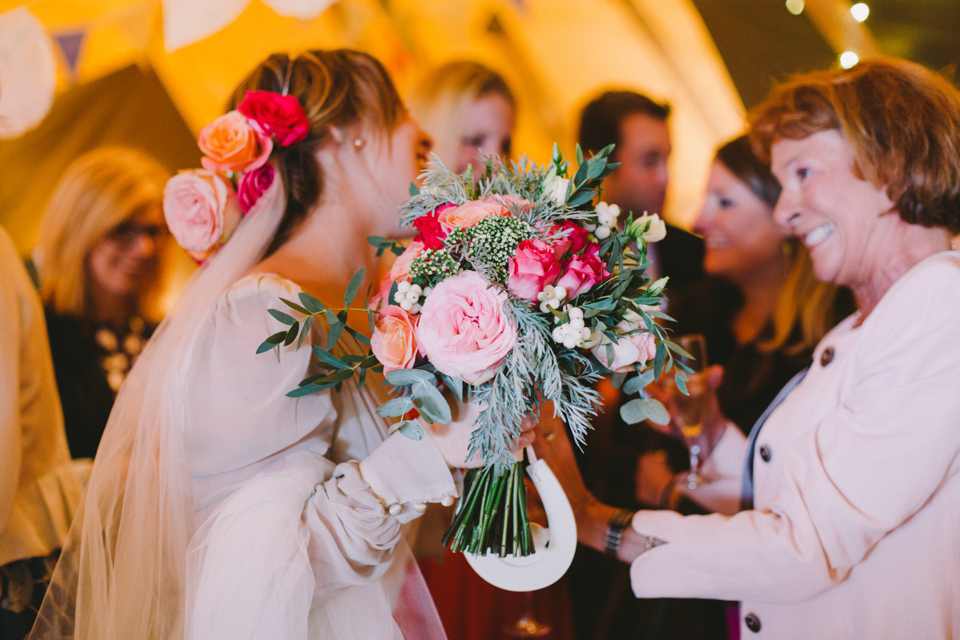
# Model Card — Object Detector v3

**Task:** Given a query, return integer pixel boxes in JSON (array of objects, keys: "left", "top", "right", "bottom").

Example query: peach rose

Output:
[
  {"left": 438, "top": 200, "right": 510, "bottom": 234},
  {"left": 591, "top": 320, "right": 658, "bottom": 372},
  {"left": 163, "top": 170, "right": 242, "bottom": 262},
  {"left": 389, "top": 241, "right": 425, "bottom": 282},
  {"left": 371, "top": 305, "right": 419, "bottom": 373},
  {"left": 198, "top": 110, "right": 273, "bottom": 173},
  {"left": 417, "top": 270, "right": 516, "bottom": 384}
]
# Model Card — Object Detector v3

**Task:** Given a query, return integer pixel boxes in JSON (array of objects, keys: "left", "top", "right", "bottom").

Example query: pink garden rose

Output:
[
  {"left": 163, "top": 170, "right": 242, "bottom": 262},
  {"left": 237, "top": 163, "right": 275, "bottom": 214},
  {"left": 389, "top": 241, "right": 425, "bottom": 282},
  {"left": 417, "top": 271, "right": 517, "bottom": 384},
  {"left": 438, "top": 200, "right": 509, "bottom": 234},
  {"left": 591, "top": 321, "right": 657, "bottom": 372},
  {"left": 551, "top": 221, "right": 590, "bottom": 257},
  {"left": 371, "top": 305, "right": 419, "bottom": 373},
  {"left": 507, "top": 238, "right": 563, "bottom": 302},
  {"left": 413, "top": 204, "right": 452, "bottom": 250},
  {"left": 198, "top": 110, "right": 273, "bottom": 173},
  {"left": 556, "top": 252, "right": 611, "bottom": 300},
  {"left": 237, "top": 90, "right": 310, "bottom": 146}
]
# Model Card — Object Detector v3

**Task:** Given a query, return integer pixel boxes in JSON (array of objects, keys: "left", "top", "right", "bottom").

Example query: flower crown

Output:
[{"left": 162, "top": 90, "right": 310, "bottom": 262}]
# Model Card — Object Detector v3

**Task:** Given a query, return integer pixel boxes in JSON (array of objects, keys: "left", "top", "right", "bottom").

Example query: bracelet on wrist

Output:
[{"left": 604, "top": 508, "right": 635, "bottom": 557}]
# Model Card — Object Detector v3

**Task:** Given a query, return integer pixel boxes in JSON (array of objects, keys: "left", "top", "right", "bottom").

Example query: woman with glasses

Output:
[{"left": 35, "top": 147, "right": 170, "bottom": 460}]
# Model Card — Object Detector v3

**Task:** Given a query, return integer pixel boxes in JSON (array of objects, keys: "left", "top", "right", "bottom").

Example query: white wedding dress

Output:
[
  {"left": 183, "top": 274, "right": 456, "bottom": 639},
  {"left": 29, "top": 178, "right": 454, "bottom": 640}
]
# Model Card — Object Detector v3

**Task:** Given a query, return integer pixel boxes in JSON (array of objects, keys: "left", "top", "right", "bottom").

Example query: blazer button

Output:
[
  {"left": 744, "top": 612, "right": 762, "bottom": 633},
  {"left": 759, "top": 445, "right": 772, "bottom": 463},
  {"left": 820, "top": 346, "right": 835, "bottom": 366}
]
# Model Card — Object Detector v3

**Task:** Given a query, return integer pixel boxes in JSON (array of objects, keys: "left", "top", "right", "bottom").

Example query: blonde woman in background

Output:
[
  {"left": 408, "top": 60, "right": 516, "bottom": 177},
  {"left": 36, "top": 147, "right": 170, "bottom": 460}
]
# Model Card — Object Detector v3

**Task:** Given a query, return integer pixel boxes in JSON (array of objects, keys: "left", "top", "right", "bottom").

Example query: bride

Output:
[{"left": 30, "top": 49, "right": 531, "bottom": 640}]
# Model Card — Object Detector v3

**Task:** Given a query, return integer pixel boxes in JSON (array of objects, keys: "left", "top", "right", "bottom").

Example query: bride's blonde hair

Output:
[{"left": 228, "top": 50, "right": 407, "bottom": 257}]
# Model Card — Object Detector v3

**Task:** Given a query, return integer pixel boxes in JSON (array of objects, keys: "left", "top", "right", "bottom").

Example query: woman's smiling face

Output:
[
  {"left": 771, "top": 129, "right": 895, "bottom": 290},
  {"left": 694, "top": 160, "right": 786, "bottom": 283}
]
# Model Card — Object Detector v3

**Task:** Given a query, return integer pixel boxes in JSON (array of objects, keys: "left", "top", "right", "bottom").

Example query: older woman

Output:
[{"left": 535, "top": 57, "right": 960, "bottom": 639}]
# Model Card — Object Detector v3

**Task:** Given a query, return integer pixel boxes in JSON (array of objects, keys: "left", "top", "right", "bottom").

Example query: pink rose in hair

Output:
[
  {"left": 438, "top": 200, "right": 509, "bottom": 234},
  {"left": 413, "top": 204, "right": 452, "bottom": 250},
  {"left": 389, "top": 241, "right": 425, "bottom": 283},
  {"left": 237, "top": 90, "right": 310, "bottom": 146},
  {"left": 198, "top": 111, "right": 272, "bottom": 173},
  {"left": 591, "top": 321, "right": 657, "bottom": 372},
  {"left": 371, "top": 305, "right": 419, "bottom": 373},
  {"left": 507, "top": 238, "right": 563, "bottom": 302},
  {"left": 163, "top": 170, "right": 242, "bottom": 262},
  {"left": 237, "top": 163, "right": 275, "bottom": 214},
  {"left": 551, "top": 221, "right": 590, "bottom": 257},
  {"left": 417, "top": 271, "right": 516, "bottom": 384},
  {"left": 556, "top": 252, "right": 611, "bottom": 300}
]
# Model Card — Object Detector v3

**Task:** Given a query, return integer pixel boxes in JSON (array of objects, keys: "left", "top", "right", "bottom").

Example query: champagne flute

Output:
[{"left": 672, "top": 334, "right": 709, "bottom": 489}]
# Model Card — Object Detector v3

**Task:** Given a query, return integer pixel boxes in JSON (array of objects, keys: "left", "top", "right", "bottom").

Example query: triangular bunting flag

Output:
[{"left": 53, "top": 29, "right": 86, "bottom": 75}]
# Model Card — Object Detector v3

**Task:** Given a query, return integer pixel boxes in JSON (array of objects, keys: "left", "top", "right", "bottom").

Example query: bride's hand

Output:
[{"left": 420, "top": 402, "right": 535, "bottom": 469}]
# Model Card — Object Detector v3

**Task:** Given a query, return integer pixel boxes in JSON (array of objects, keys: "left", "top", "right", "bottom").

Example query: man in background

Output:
[{"left": 578, "top": 90, "right": 704, "bottom": 292}]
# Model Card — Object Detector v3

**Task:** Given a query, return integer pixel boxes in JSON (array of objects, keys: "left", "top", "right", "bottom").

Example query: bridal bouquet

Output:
[{"left": 260, "top": 145, "right": 686, "bottom": 558}]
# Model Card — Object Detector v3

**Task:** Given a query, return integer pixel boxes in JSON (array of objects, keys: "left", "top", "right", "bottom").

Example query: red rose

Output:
[
  {"left": 237, "top": 90, "right": 310, "bottom": 146},
  {"left": 551, "top": 221, "right": 590, "bottom": 257},
  {"left": 237, "top": 163, "right": 275, "bottom": 214},
  {"left": 413, "top": 203, "right": 453, "bottom": 250}
]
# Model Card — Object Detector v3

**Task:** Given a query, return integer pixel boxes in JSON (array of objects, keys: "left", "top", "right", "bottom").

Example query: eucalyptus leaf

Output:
[
  {"left": 256, "top": 336, "right": 282, "bottom": 354},
  {"left": 623, "top": 368, "right": 656, "bottom": 395},
  {"left": 566, "top": 190, "right": 594, "bottom": 208},
  {"left": 609, "top": 371, "right": 627, "bottom": 390},
  {"left": 412, "top": 384, "right": 453, "bottom": 424},
  {"left": 298, "top": 292, "right": 324, "bottom": 314},
  {"left": 377, "top": 396, "right": 415, "bottom": 418},
  {"left": 397, "top": 419, "right": 424, "bottom": 441},
  {"left": 344, "top": 267, "right": 365, "bottom": 308},
  {"left": 324, "top": 309, "right": 338, "bottom": 326},
  {"left": 572, "top": 158, "right": 590, "bottom": 188},
  {"left": 409, "top": 182, "right": 420, "bottom": 196},
  {"left": 344, "top": 325, "right": 371, "bottom": 345},
  {"left": 575, "top": 144, "right": 584, "bottom": 165},
  {"left": 620, "top": 398, "right": 670, "bottom": 425},
  {"left": 297, "top": 315, "right": 313, "bottom": 349},
  {"left": 385, "top": 368, "right": 436, "bottom": 386},
  {"left": 268, "top": 309, "right": 297, "bottom": 325},
  {"left": 283, "top": 324, "right": 299, "bottom": 346},
  {"left": 311, "top": 345, "right": 349, "bottom": 369},
  {"left": 440, "top": 375, "right": 465, "bottom": 401},
  {"left": 653, "top": 341, "right": 667, "bottom": 380},
  {"left": 358, "top": 354, "right": 380, "bottom": 368},
  {"left": 326, "top": 321, "right": 344, "bottom": 351},
  {"left": 279, "top": 298, "right": 310, "bottom": 315},
  {"left": 675, "top": 371, "right": 689, "bottom": 395}
]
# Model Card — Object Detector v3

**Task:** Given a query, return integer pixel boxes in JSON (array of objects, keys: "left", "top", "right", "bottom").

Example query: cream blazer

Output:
[
  {"left": 0, "top": 228, "right": 81, "bottom": 566},
  {"left": 630, "top": 251, "right": 960, "bottom": 639}
]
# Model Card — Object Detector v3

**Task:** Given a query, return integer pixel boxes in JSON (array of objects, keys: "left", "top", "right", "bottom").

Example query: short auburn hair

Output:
[{"left": 750, "top": 57, "right": 960, "bottom": 234}]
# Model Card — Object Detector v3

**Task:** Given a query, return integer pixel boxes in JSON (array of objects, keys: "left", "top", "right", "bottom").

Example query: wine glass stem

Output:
[{"left": 688, "top": 443, "right": 702, "bottom": 487}]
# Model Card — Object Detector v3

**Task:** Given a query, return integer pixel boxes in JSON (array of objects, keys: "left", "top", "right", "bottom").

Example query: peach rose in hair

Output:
[{"left": 198, "top": 111, "right": 273, "bottom": 173}]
